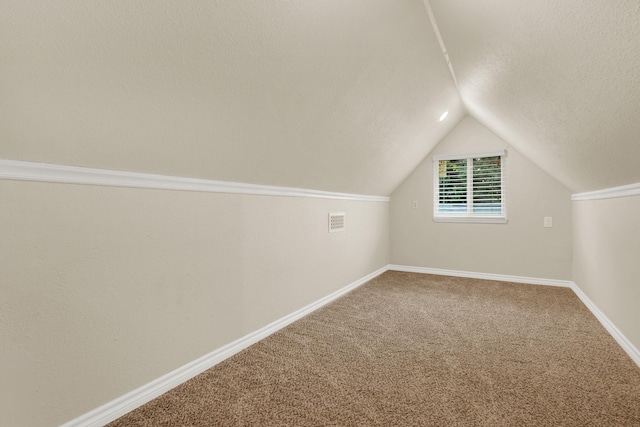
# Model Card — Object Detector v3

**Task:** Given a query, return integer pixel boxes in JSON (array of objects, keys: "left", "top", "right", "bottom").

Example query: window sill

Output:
[{"left": 433, "top": 216, "right": 508, "bottom": 224}]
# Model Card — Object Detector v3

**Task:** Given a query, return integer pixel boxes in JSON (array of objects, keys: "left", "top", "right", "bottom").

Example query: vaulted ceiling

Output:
[
  {"left": 1, "top": 1, "right": 638, "bottom": 196},
  {"left": 430, "top": 0, "right": 640, "bottom": 193},
  {"left": 0, "top": 0, "right": 462, "bottom": 196}
]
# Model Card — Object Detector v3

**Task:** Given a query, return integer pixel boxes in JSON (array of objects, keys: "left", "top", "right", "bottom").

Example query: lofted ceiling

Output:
[
  {"left": 0, "top": 0, "right": 463, "bottom": 196},
  {"left": 3, "top": 1, "right": 637, "bottom": 196},
  {"left": 429, "top": 0, "right": 640, "bottom": 193}
]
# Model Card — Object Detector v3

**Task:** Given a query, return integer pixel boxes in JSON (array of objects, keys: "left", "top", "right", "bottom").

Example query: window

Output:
[{"left": 433, "top": 150, "right": 507, "bottom": 223}]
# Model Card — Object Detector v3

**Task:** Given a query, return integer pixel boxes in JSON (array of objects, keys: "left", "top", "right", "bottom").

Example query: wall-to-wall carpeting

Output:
[{"left": 108, "top": 271, "right": 640, "bottom": 426}]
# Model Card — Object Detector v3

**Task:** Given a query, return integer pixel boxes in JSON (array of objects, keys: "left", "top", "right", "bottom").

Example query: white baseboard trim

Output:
[
  {"left": 569, "top": 282, "right": 640, "bottom": 368},
  {"left": 388, "top": 264, "right": 573, "bottom": 287},
  {"left": 388, "top": 264, "right": 640, "bottom": 368},
  {"left": 60, "top": 264, "right": 640, "bottom": 426},
  {"left": 59, "top": 265, "right": 389, "bottom": 427},
  {"left": 0, "top": 159, "right": 389, "bottom": 202}
]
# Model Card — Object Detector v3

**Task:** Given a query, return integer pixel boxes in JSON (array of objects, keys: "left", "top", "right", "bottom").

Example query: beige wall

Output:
[
  {"left": 391, "top": 116, "right": 572, "bottom": 280},
  {"left": 573, "top": 195, "right": 640, "bottom": 352},
  {"left": 0, "top": 179, "right": 389, "bottom": 426}
]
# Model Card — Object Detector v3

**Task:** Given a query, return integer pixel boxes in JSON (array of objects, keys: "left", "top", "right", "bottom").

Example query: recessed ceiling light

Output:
[{"left": 439, "top": 111, "right": 449, "bottom": 122}]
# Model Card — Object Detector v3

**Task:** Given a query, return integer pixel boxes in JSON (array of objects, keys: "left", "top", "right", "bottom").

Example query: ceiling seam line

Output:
[{"left": 423, "top": 0, "right": 467, "bottom": 113}]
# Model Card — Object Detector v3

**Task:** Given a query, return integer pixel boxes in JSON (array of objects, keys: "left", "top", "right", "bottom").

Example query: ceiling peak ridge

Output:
[{"left": 422, "top": 0, "right": 467, "bottom": 114}]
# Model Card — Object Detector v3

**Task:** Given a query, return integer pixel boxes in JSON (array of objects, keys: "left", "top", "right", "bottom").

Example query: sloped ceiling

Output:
[
  {"left": 0, "top": 0, "right": 463, "bottom": 196},
  {"left": 429, "top": 0, "right": 640, "bottom": 193}
]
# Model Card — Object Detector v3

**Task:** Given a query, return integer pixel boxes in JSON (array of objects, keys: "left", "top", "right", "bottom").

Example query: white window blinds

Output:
[{"left": 433, "top": 150, "right": 507, "bottom": 223}]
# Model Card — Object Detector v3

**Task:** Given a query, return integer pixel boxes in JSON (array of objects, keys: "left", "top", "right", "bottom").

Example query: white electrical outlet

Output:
[
  {"left": 544, "top": 217, "right": 553, "bottom": 228},
  {"left": 412, "top": 200, "right": 419, "bottom": 209}
]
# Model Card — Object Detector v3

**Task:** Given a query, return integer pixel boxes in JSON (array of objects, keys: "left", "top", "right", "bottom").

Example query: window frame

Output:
[{"left": 432, "top": 149, "right": 507, "bottom": 224}]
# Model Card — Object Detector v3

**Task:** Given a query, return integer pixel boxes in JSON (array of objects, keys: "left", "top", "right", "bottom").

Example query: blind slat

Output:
[{"left": 436, "top": 154, "right": 504, "bottom": 216}]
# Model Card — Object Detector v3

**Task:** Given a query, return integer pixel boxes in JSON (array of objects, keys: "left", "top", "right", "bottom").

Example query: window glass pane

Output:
[
  {"left": 472, "top": 156, "right": 501, "bottom": 214},
  {"left": 438, "top": 158, "right": 467, "bottom": 213}
]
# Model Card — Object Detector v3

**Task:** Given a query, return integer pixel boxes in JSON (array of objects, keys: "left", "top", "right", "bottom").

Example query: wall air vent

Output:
[{"left": 328, "top": 212, "right": 346, "bottom": 233}]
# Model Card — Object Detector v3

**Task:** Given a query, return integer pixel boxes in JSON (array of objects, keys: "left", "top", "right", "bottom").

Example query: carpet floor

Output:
[{"left": 108, "top": 271, "right": 640, "bottom": 426}]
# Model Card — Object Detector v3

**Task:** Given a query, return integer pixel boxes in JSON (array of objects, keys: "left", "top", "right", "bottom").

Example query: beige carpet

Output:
[{"left": 108, "top": 271, "right": 640, "bottom": 426}]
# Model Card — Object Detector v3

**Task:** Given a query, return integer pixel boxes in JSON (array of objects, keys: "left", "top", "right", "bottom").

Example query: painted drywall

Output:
[
  {"left": 573, "top": 195, "right": 640, "bottom": 353},
  {"left": 0, "top": 179, "right": 389, "bottom": 426},
  {"left": 0, "top": 0, "right": 463, "bottom": 196},
  {"left": 391, "top": 116, "right": 572, "bottom": 280},
  {"left": 429, "top": 0, "right": 640, "bottom": 193}
]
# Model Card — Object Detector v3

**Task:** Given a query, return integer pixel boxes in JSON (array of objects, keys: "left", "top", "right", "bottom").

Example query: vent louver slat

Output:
[{"left": 328, "top": 212, "right": 345, "bottom": 233}]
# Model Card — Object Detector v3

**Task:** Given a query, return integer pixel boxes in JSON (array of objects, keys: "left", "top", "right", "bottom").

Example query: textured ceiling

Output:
[
  {"left": 430, "top": 0, "right": 640, "bottom": 193},
  {"left": 0, "top": 0, "right": 463, "bottom": 196}
]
